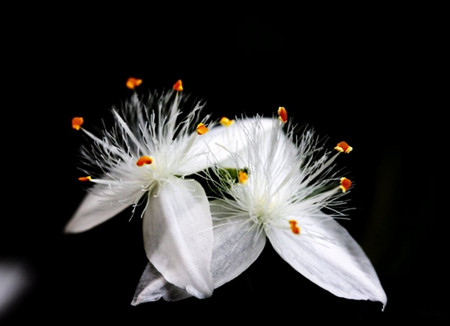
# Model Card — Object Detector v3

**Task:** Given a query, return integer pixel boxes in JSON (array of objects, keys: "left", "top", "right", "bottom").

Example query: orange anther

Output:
[
  {"left": 238, "top": 170, "right": 248, "bottom": 184},
  {"left": 339, "top": 177, "right": 352, "bottom": 192},
  {"left": 136, "top": 156, "right": 153, "bottom": 167},
  {"left": 335, "top": 141, "right": 353, "bottom": 153},
  {"left": 78, "top": 176, "right": 91, "bottom": 182},
  {"left": 126, "top": 77, "right": 143, "bottom": 90},
  {"left": 289, "top": 220, "right": 300, "bottom": 235},
  {"left": 72, "top": 117, "right": 84, "bottom": 130},
  {"left": 196, "top": 123, "right": 209, "bottom": 135},
  {"left": 278, "top": 106, "right": 288, "bottom": 123},
  {"left": 220, "top": 116, "right": 234, "bottom": 127},
  {"left": 173, "top": 79, "right": 183, "bottom": 92}
]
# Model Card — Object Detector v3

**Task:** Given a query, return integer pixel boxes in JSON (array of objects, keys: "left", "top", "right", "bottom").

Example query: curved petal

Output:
[
  {"left": 132, "top": 199, "right": 267, "bottom": 303},
  {"left": 177, "top": 117, "right": 277, "bottom": 175},
  {"left": 209, "top": 200, "right": 266, "bottom": 288},
  {"left": 266, "top": 212, "right": 387, "bottom": 309},
  {"left": 143, "top": 178, "right": 214, "bottom": 299},
  {"left": 131, "top": 262, "right": 191, "bottom": 305},
  {"left": 209, "top": 117, "right": 277, "bottom": 167},
  {"left": 64, "top": 183, "right": 143, "bottom": 233}
]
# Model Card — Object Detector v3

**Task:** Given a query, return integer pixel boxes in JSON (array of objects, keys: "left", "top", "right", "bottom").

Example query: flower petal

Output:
[
  {"left": 266, "top": 212, "right": 387, "bottom": 309},
  {"left": 143, "top": 178, "right": 214, "bottom": 299},
  {"left": 177, "top": 117, "right": 277, "bottom": 175},
  {"left": 211, "top": 117, "right": 277, "bottom": 165},
  {"left": 64, "top": 183, "right": 143, "bottom": 233},
  {"left": 209, "top": 200, "right": 266, "bottom": 288},
  {"left": 132, "top": 199, "right": 267, "bottom": 304},
  {"left": 131, "top": 262, "right": 191, "bottom": 305}
]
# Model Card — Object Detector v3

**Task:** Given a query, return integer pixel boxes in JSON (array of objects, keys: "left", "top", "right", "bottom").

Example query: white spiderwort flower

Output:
[
  {"left": 132, "top": 107, "right": 387, "bottom": 310},
  {"left": 65, "top": 79, "right": 273, "bottom": 299}
]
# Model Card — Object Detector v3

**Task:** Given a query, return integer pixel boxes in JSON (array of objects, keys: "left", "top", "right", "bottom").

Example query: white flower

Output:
[
  {"left": 65, "top": 80, "right": 273, "bottom": 299},
  {"left": 132, "top": 108, "right": 387, "bottom": 310}
]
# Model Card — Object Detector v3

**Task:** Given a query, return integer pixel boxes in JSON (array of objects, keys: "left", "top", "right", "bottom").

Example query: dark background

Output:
[{"left": 2, "top": 9, "right": 447, "bottom": 324}]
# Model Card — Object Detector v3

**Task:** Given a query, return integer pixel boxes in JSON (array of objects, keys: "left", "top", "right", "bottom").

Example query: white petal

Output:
[
  {"left": 209, "top": 200, "right": 266, "bottom": 288},
  {"left": 177, "top": 117, "right": 277, "bottom": 175},
  {"left": 266, "top": 212, "right": 387, "bottom": 309},
  {"left": 211, "top": 117, "right": 277, "bottom": 166},
  {"left": 131, "top": 262, "right": 191, "bottom": 305},
  {"left": 133, "top": 199, "right": 267, "bottom": 303},
  {"left": 143, "top": 178, "right": 214, "bottom": 299},
  {"left": 64, "top": 183, "right": 143, "bottom": 233}
]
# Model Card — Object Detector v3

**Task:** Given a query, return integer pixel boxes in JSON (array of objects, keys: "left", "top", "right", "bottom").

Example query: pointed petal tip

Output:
[
  {"left": 130, "top": 297, "right": 144, "bottom": 306},
  {"left": 380, "top": 295, "right": 388, "bottom": 312},
  {"left": 62, "top": 222, "right": 78, "bottom": 234},
  {"left": 62, "top": 219, "right": 92, "bottom": 234},
  {"left": 365, "top": 290, "right": 387, "bottom": 311},
  {"left": 63, "top": 227, "right": 81, "bottom": 235}
]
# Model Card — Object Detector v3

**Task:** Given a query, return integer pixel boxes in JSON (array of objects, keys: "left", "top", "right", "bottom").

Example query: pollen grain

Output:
[
  {"left": 335, "top": 141, "right": 353, "bottom": 153},
  {"left": 126, "top": 77, "right": 143, "bottom": 90},
  {"left": 278, "top": 107, "right": 288, "bottom": 123},
  {"left": 238, "top": 170, "right": 248, "bottom": 184},
  {"left": 196, "top": 123, "right": 209, "bottom": 135},
  {"left": 289, "top": 220, "right": 300, "bottom": 235},
  {"left": 339, "top": 177, "right": 352, "bottom": 192},
  {"left": 173, "top": 79, "right": 183, "bottom": 92},
  {"left": 220, "top": 116, "right": 234, "bottom": 127},
  {"left": 136, "top": 156, "right": 153, "bottom": 167},
  {"left": 72, "top": 117, "right": 84, "bottom": 130}
]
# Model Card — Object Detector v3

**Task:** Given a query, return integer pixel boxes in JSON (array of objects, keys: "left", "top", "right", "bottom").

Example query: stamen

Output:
[
  {"left": 136, "top": 156, "right": 153, "bottom": 167},
  {"left": 220, "top": 116, "right": 234, "bottom": 127},
  {"left": 278, "top": 106, "right": 288, "bottom": 123},
  {"left": 78, "top": 176, "right": 91, "bottom": 182},
  {"left": 126, "top": 77, "right": 143, "bottom": 90},
  {"left": 339, "top": 177, "right": 352, "bottom": 192},
  {"left": 173, "top": 79, "right": 183, "bottom": 92},
  {"left": 335, "top": 141, "right": 353, "bottom": 153},
  {"left": 72, "top": 117, "right": 84, "bottom": 130},
  {"left": 196, "top": 123, "right": 209, "bottom": 135},
  {"left": 238, "top": 170, "right": 248, "bottom": 184},
  {"left": 289, "top": 220, "right": 300, "bottom": 235}
]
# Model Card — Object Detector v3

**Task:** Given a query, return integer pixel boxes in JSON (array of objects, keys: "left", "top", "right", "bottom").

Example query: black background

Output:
[{"left": 2, "top": 8, "right": 447, "bottom": 324}]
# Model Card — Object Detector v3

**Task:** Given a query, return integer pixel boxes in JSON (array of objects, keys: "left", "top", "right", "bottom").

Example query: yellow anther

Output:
[
  {"left": 339, "top": 177, "right": 352, "bottom": 192},
  {"left": 196, "top": 123, "right": 209, "bottom": 135},
  {"left": 278, "top": 106, "right": 288, "bottom": 123},
  {"left": 238, "top": 170, "right": 248, "bottom": 184},
  {"left": 289, "top": 220, "right": 301, "bottom": 235},
  {"left": 72, "top": 117, "right": 84, "bottom": 130},
  {"left": 220, "top": 116, "right": 234, "bottom": 127},
  {"left": 78, "top": 176, "right": 91, "bottom": 182},
  {"left": 335, "top": 141, "right": 353, "bottom": 153},
  {"left": 173, "top": 79, "right": 183, "bottom": 92},
  {"left": 136, "top": 156, "right": 153, "bottom": 167},
  {"left": 126, "top": 77, "right": 143, "bottom": 90}
]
